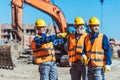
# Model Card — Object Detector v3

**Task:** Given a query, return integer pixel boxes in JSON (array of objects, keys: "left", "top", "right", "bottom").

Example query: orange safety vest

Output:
[
  {"left": 31, "top": 36, "right": 56, "bottom": 64},
  {"left": 85, "top": 33, "right": 106, "bottom": 66},
  {"left": 68, "top": 33, "right": 87, "bottom": 63}
]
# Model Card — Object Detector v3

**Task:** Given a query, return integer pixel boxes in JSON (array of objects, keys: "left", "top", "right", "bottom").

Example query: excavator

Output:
[
  {"left": 0, "top": 0, "right": 69, "bottom": 69},
  {"left": 11, "top": 0, "right": 67, "bottom": 41}
]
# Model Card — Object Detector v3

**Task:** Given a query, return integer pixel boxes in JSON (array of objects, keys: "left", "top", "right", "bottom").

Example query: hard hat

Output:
[
  {"left": 74, "top": 17, "right": 85, "bottom": 25},
  {"left": 88, "top": 17, "right": 100, "bottom": 26},
  {"left": 35, "top": 19, "right": 46, "bottom": 28}
]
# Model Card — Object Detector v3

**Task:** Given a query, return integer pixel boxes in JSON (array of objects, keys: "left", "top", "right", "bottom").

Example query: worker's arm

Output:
[
  {"left": 44, "top": 35, "right": 57, "bottom": 42},
  {"left": 102, "top": 35, "right": 112, "bottom": 65},
  {"left": 80, "top": 40, "right": 88, "bottom": 64},
  {"left": 34, "top": 34, "right": 56, "bottom": 43},
  {"left": 45, "top": 34, "right": 66, "bottom": 46},
  {"left": 34, "top": 34, "right": 66, "bottom": 46},
  {"left": 78, "top": 34, "right": 88, "bottom": 64},
  {"left": 82, "top": 34, "right": 87, "bottom": 56}
]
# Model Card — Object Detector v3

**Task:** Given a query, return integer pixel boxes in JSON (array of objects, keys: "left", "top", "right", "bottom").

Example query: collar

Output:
[{"left": 89, "top": 32, "right": 99, "bottom": 38}]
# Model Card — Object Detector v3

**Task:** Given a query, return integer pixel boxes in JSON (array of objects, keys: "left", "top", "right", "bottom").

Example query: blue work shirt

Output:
[
  {"left": 34, "top": 34, "right": 65, "bottom": 47},
  {"left": 83, "top": 33, "right": 112, "bottom": 65}
]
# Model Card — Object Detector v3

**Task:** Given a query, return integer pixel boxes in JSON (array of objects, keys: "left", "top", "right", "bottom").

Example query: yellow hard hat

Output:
[
  {"left": 88, "top": 17, "right": 100, "bottom": 26},
  {"left": 74, "top": 17, "right": 85, "bottom": 25},
  {"left": 35, "top": 19, "right": 46, "bottom": 28}
]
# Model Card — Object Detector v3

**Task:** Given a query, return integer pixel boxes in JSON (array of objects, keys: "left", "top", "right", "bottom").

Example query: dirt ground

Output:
[{"left": 0, "top": 59, "right": 120, "bottom": 80}]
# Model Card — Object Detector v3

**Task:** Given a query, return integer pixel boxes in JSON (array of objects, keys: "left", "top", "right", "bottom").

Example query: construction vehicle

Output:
[{"left": 0, "top": 0, "right": 69, "bottom": 69}]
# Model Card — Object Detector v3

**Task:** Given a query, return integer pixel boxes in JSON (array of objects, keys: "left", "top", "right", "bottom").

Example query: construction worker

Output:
[
  {"left": 31, "top": 19, "right": 66, "bottom": 80},
  {"left": 67, "top": 17, "right": 87, "bottom": 80},
  {"left": 82, "top": 17, "right": 112, "bottom": 80}
]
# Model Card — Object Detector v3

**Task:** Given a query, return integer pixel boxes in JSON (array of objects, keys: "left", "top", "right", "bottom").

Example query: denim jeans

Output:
[
  {"left": 88, "top": 65, "right": 104, "bottom": 80},
  {"left": 39, "top": 61, "right": 58, "bottom": 80},
  {"left": 70, "top": 61, "right": 87, "bottom": 80}
]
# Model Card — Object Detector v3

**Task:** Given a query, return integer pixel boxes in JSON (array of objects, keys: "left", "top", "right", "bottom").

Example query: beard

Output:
[{"left": 76, "top": 28, "right": 85, "bottom": 34}]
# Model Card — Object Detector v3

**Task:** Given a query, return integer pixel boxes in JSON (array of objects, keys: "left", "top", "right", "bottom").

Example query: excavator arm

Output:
[{"left": 11, "top": 0, "right": 67, "bottom": 41}]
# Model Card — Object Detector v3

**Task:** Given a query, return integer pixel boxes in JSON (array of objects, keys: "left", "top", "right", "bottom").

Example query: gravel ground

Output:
[{"left": 0, "top": 59, "right": 120, "bottom": 80}]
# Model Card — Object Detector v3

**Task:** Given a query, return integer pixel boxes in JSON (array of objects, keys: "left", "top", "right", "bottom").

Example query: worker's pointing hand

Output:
[{"left": 57, "top": 32, "right": 67, "bottom": 38}]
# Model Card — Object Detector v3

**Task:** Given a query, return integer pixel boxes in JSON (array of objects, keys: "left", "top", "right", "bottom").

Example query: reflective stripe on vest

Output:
[
  {"left": 85, "top": 33, "right": 105, "bottom": 66},
  {"left": 33, "top": 48, "right": 54, "bottom": 53},
  {"left": 68, "top": 33, "right": 87, "bottom": 63},
  {"left": 32, "top": 41, "right": 55, "bottom": 64},
  {"left": 34, "top": 53, "right": 55, "bottom": 58}
]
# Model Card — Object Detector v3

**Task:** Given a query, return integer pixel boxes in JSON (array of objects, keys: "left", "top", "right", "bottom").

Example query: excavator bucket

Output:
[{"left": 0, "top": 45, "right": 14, "bottom": 70}]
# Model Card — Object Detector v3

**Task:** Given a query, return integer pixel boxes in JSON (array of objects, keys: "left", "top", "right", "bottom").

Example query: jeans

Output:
[
  {"left": 70, "top": 60, "right": 87, "bottom": 80},
  {"left": 39, "top": 61, "right": 58, "bottom": 80},
  {"left": 88, "top": 65, "right": 104, "bottom": 80}
]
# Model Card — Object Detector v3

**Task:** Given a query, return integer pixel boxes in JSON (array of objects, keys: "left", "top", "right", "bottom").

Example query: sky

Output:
[{"left": 0, "top": 0, "right": 120, "bottom": 40}]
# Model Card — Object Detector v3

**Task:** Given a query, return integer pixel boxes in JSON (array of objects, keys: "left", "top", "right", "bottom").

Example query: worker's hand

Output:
[
  {"left": 57, "top": 32, "right": 67, "bottom": 38},
  {"left": 80, "top": 55, "right": 87, "bottom": 64},
  {"left": 67, "top": 26, "right": 76, "bottom": 34},
  {"left": 104, "top": 65, "right": 111, "bottom": 73}
]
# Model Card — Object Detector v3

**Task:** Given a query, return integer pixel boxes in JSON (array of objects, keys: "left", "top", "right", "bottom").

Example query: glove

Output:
[
  {"left": 67, "top": 26, "right": 76, "bottom": 34},
  {"left": 80, "top": 55, "right": 87, "bottom": 64},
  {"left": 57, "top": 32, "right": 67, "bottom": 38},
  {"left": 104, "top": 65, "right": 111, "bottom": 73}
]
